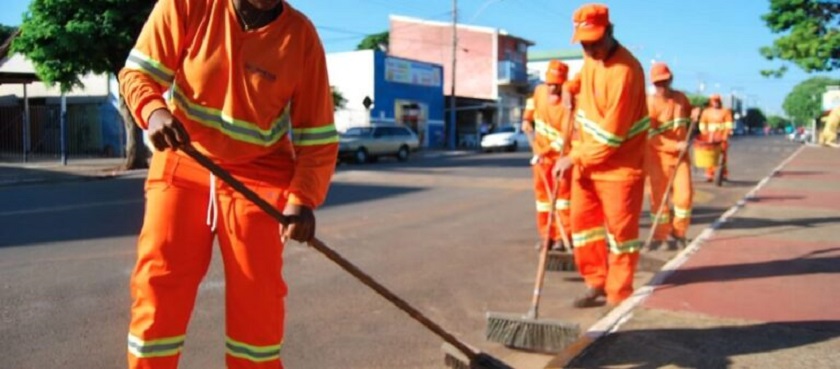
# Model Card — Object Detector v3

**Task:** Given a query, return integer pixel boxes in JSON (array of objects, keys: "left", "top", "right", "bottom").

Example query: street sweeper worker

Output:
[
  {"left": 699, "top": 94, "right": 733, "bottom": 181},
  {"left": 119, "top": 0, "right": 338, "bottom": 368},
  {"left": 646, "top": 62, "right": 694, "bottom": 249},
  {"left": 554, "top": 3, "right": 649, "bottom": 308},
  {"left": 529, "top": 60, "right": 574, "bottom": 251}
]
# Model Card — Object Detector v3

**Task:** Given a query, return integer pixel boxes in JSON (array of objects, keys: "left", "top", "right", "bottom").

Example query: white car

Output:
[{"left": 480, "top": 125, "right": 530, "bottom": 152}]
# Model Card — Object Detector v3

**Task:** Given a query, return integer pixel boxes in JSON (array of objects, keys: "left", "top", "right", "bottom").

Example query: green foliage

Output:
[
  {"left": 767, "top": 115, "right": 789, "bottom": 129},
  {"left": 0, "top": 24, "right": 16, "bottom": 43},
  {"left": 356, "top": 31, "right": 389, "bottom": 51},
  {"left": 760, "top": 0, "right": 840, "bottom": 76},
  {"left": 744, "top": 108, "right": 768, "bottom": 129},
  {"left": 782, "top": 76, "right": 840, "bottom": 125},
  {"left": 331, "top": 86, "right": 346, "bottom": 111},
  {"left": 686, "top": 93, "right": 710, "bottom": 108},
  {"left": 11, "top": 0, "right": 154, "bottom": 92}
]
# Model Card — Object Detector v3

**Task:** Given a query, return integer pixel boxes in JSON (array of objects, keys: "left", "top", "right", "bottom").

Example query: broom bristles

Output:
[
  {"left": 485, "top": 312, "right": 580, "bottom": 353},
  {"left": 442, "top": 343, "right": 515, "bottom": 369},
  {"left": 545, "top": 251, "right": 576, "bottom": 272}
]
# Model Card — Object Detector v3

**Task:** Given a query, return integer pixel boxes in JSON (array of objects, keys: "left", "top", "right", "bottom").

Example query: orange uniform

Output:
[
  {"left": 647, "top": 90, "right": 694, "bottom": 241},
  {"left": 565, "top": 43, "right": 649, "bottom": 305},
  {"left": 530, "top": 79, "right": 574, "bottom": 245},
  {"left": 120, "top": 1, "right": 337, "bottom": 368},
  {"left": 699, "top": 101, "right": 733, "bottom": 180}
]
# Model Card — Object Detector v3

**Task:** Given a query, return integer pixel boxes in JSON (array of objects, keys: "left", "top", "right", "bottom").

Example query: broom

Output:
[
  {"left": 643, "top": 105, "right": 699, "bottom": 251},
  {"left": 485, "top": 168, "right": 580, "bottom": 352},
  {"left": 180, "top": 145, "right": 513, "bottom": 369},
  {"left": 485, "top": 107, "right": 580, "bottom": 352}
]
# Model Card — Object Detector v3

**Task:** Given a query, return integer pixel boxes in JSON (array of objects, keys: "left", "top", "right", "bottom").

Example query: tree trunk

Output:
[{"left": 119, "top": 95, "right": 149, "bottom": 170}]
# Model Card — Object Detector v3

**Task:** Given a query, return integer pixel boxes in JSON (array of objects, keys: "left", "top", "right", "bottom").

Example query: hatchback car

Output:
[{"left": 338, "top": 125, "right": 420, "bottom": 163}]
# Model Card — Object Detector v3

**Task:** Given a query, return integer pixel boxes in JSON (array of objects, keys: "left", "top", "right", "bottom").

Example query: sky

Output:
[{"left": 1, "top": 0, "right": 834, "bottom": 116}]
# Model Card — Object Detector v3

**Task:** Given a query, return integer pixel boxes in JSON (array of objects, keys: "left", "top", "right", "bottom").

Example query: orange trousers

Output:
[
  {"left": 705, "top": 140, "right": 729, "bottom": 180},
  {"left": 571, "top": 170, "right": 644, "bottom": 304},
  {"left": 129, "top": 151, "right": 289, "bottom": 369},
  {"left": 532, "top": 156, "right": 572, "bottom": 243},
  {"left": 647, "top": 151, "right": 693, "bottom": 240}
]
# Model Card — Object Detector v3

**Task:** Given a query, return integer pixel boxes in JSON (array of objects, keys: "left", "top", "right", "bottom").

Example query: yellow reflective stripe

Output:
[
  {"left": 292, "top": 124, "right": 339, "bottom": 146},
  {"left": 549, "top": 139, "right": 565, "bottom": 152},
  {"left": 628, "top": 117, "right": 651, "bottom": 138},
  {"left": 572, "top": 227, "right": 606, "bottom": 247},
  {"left": 555, "top": 199, "right": 570, "bottom": 210},
  {"left": 534, "top": 119, "right": 562, "bottom": 140},
  {"left": 536, "top": 201, "right": 552, "bottom": 212},
  {"left": 525, "top": 98, "right": 535, "bottom": 110},
  {"left": 674, "top": 207, "right": 692, "bottom": 219},
  {"left": 576, "top": 112, "right": 623, "bottom": 147},
  {"left": 651, "top": 212, "right": 671, "bottom": 224},
  {"left": 650, "top": 117, "right": 689, "bottom": 137},
  {"left": 127, "top": 334, "right": 185, "bottom": 358},
  {"left": 226, "top": 337, "right": 282, "bottom": 363},
  {"left": 607, "top": 234, "right": 642, "bottom": 254},
  {"left": 171, "top": 85, "right": 290, "bottom": 146},
  {"left": 124, "top": 50, "right": 174, "bottom": 86},
  {"left": 723, "top": 121, "right": 734, "bottom": 130}
]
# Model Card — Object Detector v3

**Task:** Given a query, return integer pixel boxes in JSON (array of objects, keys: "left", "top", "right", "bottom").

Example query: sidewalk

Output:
[
  {"left": 551, "top": 145, "right": 840, "bottom": 368},
  {"left": 0, "top": 158, "right": 130, "bottom": 187}
]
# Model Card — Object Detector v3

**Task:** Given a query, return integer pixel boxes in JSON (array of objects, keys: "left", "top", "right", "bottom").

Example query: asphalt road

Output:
[{"left": 0, "top": 135, "right": 800, "bottom": 369}]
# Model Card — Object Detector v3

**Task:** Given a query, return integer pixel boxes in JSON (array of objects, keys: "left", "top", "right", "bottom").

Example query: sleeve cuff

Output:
[
  {"left": 287, "top": 192, "right": 316, "bottom": 209},
  {"left": 138, "top": 98, "right": 169, "bottom": 130}
]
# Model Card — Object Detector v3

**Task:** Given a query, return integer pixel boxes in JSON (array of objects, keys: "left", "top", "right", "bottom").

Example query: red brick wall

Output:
[{"left": 389, "top": 19, "right": 495, "bottom": 100}]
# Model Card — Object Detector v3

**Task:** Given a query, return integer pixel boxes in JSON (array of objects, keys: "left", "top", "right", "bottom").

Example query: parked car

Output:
[
  {"left": 480, "top": 125, "right": 530, "bottom": 152},
  {"left": 338, "top": 124, "right": 420, "bottom": 163}
]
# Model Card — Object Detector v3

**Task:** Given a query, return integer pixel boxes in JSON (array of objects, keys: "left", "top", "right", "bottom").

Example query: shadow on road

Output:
[{"left": 569, "top": 320, "right": 840, "bottom": 368}]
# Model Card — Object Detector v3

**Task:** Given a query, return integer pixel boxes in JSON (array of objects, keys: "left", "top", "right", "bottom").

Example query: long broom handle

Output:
[
  {"left": 643, "top": 110, "right": 700, "bottom": 250},
  {"left": 180, "top": 145, "right": 478, "bottom": 360}
]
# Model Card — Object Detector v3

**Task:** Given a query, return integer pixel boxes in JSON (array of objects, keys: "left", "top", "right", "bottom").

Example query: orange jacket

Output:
[
  {"left": 119, "top": 0, "right": 338, "bottom": 208},
  {"left": 531, "top": 84, "right": 573, "bottom": 156},
  {"left": 699, "top": 107, "right": 734, "bottom": 143},
  {"left": 647, "top": 91, "right": 693, "bottom": 155},
  {"left": 565, "top": 45, "right": 649, "bottom": 181}
]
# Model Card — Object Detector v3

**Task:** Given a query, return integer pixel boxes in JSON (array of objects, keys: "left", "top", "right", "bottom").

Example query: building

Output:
[
  {"left": 0, "top": 35, "right": 124, "bottom": 160},
  {"left": 527, "top": 49, "right": 585, "bottom": 88},
  {"left": 327, "top": 49, "right": 445, "bottom": 148},
  {"left": 388, "top": 15, "right": 534, "bottom": 148}
]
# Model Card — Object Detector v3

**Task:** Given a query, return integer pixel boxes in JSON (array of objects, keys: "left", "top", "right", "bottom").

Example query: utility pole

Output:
[{"left": 448, "top": 0, "right": 457, "bottom": 150}]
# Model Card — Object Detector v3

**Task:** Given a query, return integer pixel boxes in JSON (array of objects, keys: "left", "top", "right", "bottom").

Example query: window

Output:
[{"left": 342, "top": 127, "right": 372, "bottom": 137}]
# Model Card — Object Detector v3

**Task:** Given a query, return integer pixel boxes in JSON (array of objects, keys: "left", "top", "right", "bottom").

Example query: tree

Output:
[
  {"left": 767, "top": 115, "right": 789, "bottom": 130},
  {"left": 686, "top": 93, "right": 710, "bottom": 108},
  {"left": 782, "top": 76, "right": 840, "bottom": 126},
  {"left": 331, "top": 86, "right": 346, "bottom": 111},
  {"left": 760, "top": 0, "right": 840, "bottom": 77},
  {"left": 744, "top": 108, "right": 768, "bottom": 130},
  {"left": 12, "top": 0, "right": 155, "bottom": 169},
  {"left": 0, "top": 24, "right": 16, "bottom": 43},
  {"left": 356, "top": 31, "right": 389, "bottom": 51}
]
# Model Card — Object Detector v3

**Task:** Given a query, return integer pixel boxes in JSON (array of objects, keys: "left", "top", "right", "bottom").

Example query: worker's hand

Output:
[
  {"left": 521, "top": 121, "right": 534, "bottom": 133},
  {"left": 281, "top": 203, "right": 316, "bottom": 243},
  {"left": 147, "top": 108, "right": 190, "bottom": 151},
  {"left": 675, "top": 141, "right": 689, "bottom": 152},
  {"left": 552, "top": 156, "right": 573, "bottom": 179}
]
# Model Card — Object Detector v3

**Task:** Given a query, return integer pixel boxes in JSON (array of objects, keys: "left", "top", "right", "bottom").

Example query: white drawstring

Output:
[{"left": 206, "top": 173, "right": 218, "bottom": 232}]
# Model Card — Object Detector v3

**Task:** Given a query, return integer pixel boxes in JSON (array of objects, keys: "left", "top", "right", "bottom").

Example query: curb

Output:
[
  {"left": 0, "top": 169, "right": 144, "bottom": 188},
  {"left": 544, "top": 144, "right": 807, "bottom": 369}
]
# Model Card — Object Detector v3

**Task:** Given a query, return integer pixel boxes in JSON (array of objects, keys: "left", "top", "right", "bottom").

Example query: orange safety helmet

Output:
[
  {"left": 545, "top": 60, "right": 569, "bottom": 85},
  {"left": 650, "top": 62, "right": 673, "bottom": 83},
  {"left": 572, "top": 4, "right": 610, "bottom": 43}
]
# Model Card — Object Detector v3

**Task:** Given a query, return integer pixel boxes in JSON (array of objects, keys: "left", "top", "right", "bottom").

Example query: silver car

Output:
[{"left": 338, "top": 124, "right": 420, "bottom": 163}]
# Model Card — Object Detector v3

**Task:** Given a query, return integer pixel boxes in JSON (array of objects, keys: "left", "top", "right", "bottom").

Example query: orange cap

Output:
[
  {"left": 650, "top": 62, "right": 672, "bottom": 83},
  {"left": 545, "top": 60, "right": 569, "bottom": 85},
  {"left": 572, "top": 4, "right": 610, "bottom": 43},
  {"left": 710, "top": 93, "right": 722, "bottom": 102}
]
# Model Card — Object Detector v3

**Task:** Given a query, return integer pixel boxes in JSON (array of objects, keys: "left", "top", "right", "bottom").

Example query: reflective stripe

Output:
[
  {"left": 577, "top": 112, "right": 649, "bottom": 147},
  {"left": 555, "top": 199, "right": 570, "bottom": 210},
  {"left": 649, "top": 117, "right": 689, "bottom": 137},
  {"left": 651, "top": 212, "right": 671, "bottom": 224},
  {"left": 572, "top": 227, "right": 606, "bottom": 247},
  {"left": 674, "top": 207, "right": 692, "bottom": 219},
  {"left": 124, "top": 50, "right": 174, "bottom": 86},
  {"left": 525, "top": 98, "right": 535, "bottom": 110},
  {"left": 292, "top": 125, "right": 339, "bottom": 146},
  {"left": 549, "top": 139, "right": 565, "bottom": 152},
  {"left": 536, "top": 201, "right": 552, "bottom": 212},
  {"left": 127, "top": 334, "right": 185, "bottom": 358},
  {"left": 172, "top": 85, "right": 290, "bottom": 146},
  {"left": 723, "top": 121, "right": 734, "bottom": 130},
  {"left": 535, "top": 119, "right": 562, "bottom": 140},
  {"left": 607, "top": 234, "right": 642, "bottom": 254},
  {"left": 226, "top": 337, "right": 282, "bottom": 363}
]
